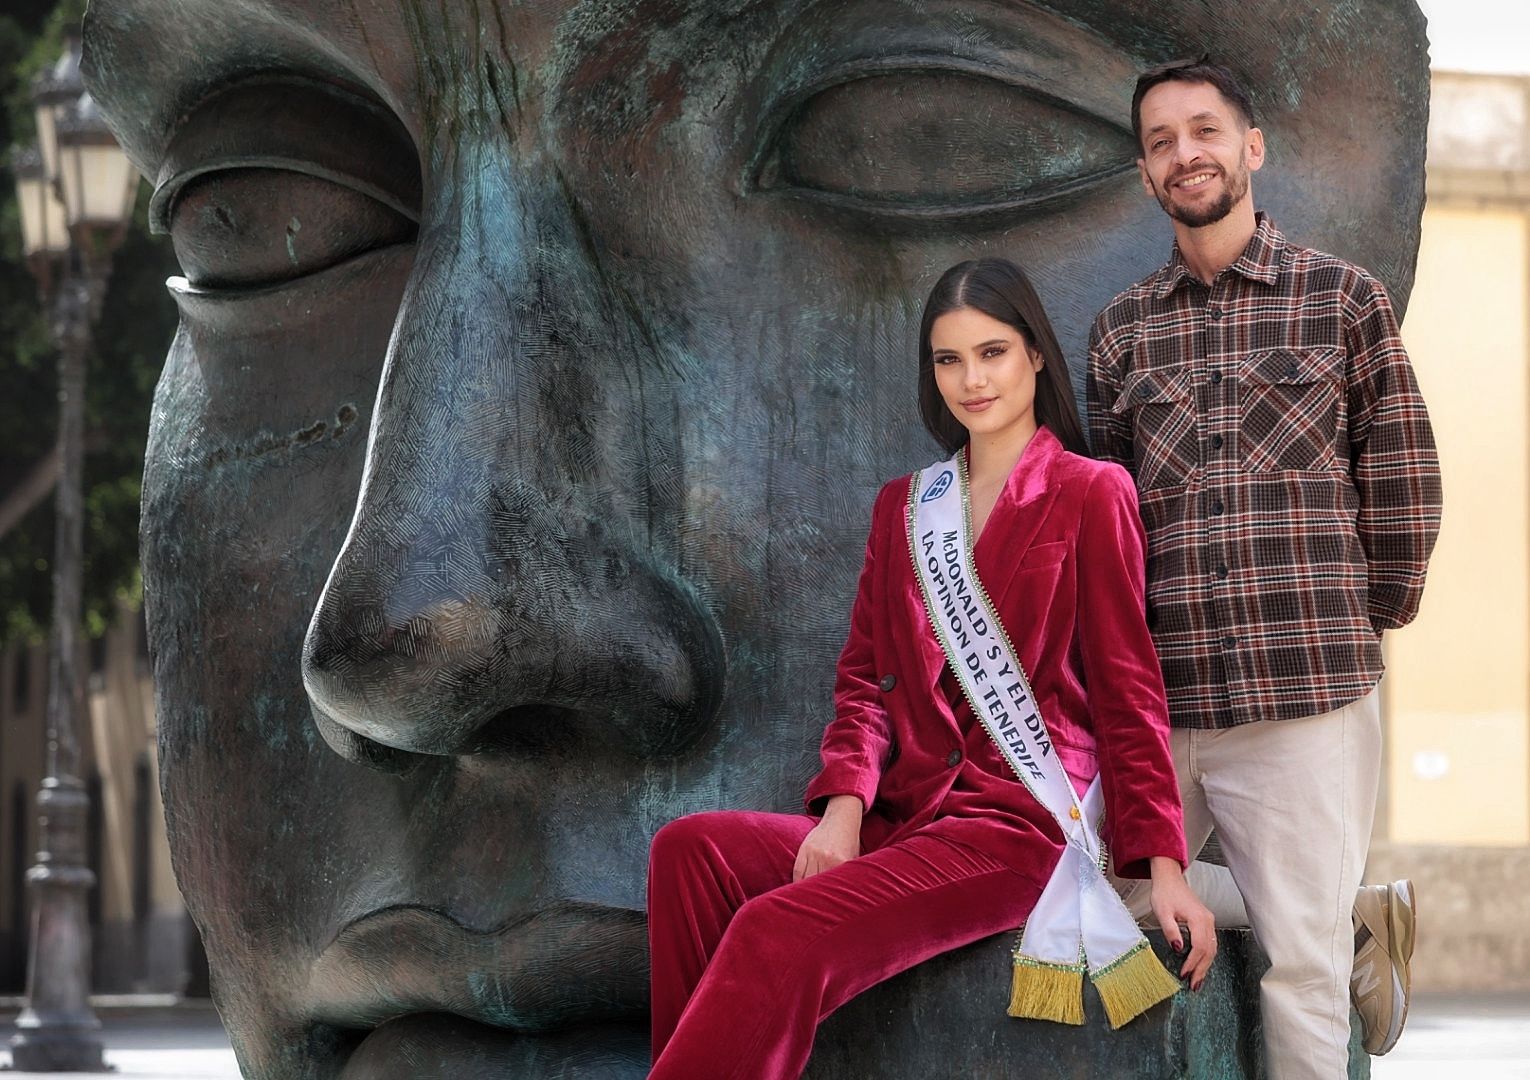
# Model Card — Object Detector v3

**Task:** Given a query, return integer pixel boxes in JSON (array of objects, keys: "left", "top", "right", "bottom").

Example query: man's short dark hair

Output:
[{"left": 1131, "top": 57, "right": 1256, "bottom": 146}]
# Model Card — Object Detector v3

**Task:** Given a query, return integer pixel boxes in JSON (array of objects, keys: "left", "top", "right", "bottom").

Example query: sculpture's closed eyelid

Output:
[
  {"left": 746, "top": 60, "right": 1136, "bottom": 223},
  {"left": 737, "top": 2, "right": 1143, "bottom": 224},
  {"left": 148, "top": 75, "right": 422, "bottom": 234},
  {"left": 742, "top": 0, "right": 1145, "bottom": 125},
  {"left": 149, "top": 75, "right": 422, "bottom": 294}
]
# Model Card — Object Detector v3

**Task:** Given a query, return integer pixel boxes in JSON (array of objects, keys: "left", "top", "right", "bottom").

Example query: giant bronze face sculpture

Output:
[{"left": 82, "top": 1, "right": 1427, "bottom": 1076}]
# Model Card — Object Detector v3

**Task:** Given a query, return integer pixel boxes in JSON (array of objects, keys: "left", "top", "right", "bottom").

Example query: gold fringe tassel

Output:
[
  {"left": 1089, "top": 941, "right": 1183, "bottom": 1030},
  {"left": 1007, "top": 956, "right": 1085, "bottom": 1025}
]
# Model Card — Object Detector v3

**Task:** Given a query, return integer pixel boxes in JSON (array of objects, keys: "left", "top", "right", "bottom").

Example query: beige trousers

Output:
[{"left": 1116, "top": 688, "right": 1382, "bottom": 1080}]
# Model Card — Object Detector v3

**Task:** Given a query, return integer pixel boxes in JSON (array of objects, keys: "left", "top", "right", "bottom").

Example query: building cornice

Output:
[{"left": 1427, "top": 71, "right": 1530, "bottom": 207}]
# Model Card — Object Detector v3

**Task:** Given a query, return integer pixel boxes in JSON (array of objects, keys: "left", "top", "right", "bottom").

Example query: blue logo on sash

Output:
[{"left": 921, "top": 470, "right": 954, "bottom": 503}]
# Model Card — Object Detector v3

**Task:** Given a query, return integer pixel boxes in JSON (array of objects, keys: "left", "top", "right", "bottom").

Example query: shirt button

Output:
[
  {"left": 1215, "top": 564, "right": 1229, "bottom": 579},
  {"left": 1222, "top": 635, "right": 1237, "bottom": 649},
  {"left": 1212, "top": 499, "right": 1225, "bottom": 515},
  {"left": 1211, "top": 433, "right": 1224, "bottom": 450},
  {"left": 879, "top": 674, "right": 897, "bottom": 692},
  {"left": 1208, "top": 306, "right": 1223, "bottom": 320},
  {"left": 1210, "top": 370, "right": 1223, "bottom": 385},
  {"left": 947, "top": 749, "right": 963, "bottom": 768}
]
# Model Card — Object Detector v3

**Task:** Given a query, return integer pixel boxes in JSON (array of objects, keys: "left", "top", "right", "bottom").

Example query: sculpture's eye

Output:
[
  {"left": 169, "top": 169, "right": 416, "bottom": 289},
  {"left": 150, "top": 77, "right": 421, "bottom": 293},
  {"left": 751, "top": 69, "right": 1135, "bottom": 221}
]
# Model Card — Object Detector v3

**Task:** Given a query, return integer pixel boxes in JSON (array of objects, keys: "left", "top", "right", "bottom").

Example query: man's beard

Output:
[{"left": 1154, "top": 151, "right": 1250, "bottom": 228}]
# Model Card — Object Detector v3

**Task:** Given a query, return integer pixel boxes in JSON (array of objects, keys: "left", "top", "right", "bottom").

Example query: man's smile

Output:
[{"left": 1173, "top": 170, "right": 1220, "bottom": 190}]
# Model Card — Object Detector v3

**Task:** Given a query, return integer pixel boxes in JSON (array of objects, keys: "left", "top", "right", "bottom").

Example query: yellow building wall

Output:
[{"left": 1389, "top": 206, "right": 1530, "bottom": 846}]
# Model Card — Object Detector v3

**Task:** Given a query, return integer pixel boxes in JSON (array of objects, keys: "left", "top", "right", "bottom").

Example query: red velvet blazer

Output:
[{"left": 804, "top": 427, "right": 1186, "bottom": 883}]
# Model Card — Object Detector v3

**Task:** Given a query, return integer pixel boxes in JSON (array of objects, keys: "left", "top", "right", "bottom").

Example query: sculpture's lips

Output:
[
  {"left": 335, "top": 1013, "right": 651, "bottom": 1079},
  {"left": 307, "top": 900, "right": 649, "bottom": 1035}
]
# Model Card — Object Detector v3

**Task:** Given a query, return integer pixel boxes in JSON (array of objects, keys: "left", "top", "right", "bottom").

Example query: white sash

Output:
[{"left": 906, "top": 449, "right": 1180, "bottom": 1028}]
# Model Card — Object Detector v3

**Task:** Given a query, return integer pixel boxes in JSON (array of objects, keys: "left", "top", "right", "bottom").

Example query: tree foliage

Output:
[{"left": 0, "top": 0, "right": 179, "bottom": 643}]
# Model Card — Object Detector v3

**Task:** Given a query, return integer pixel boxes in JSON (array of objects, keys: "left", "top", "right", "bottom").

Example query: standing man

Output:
[{"left": 1089, "top": 59, "right": 1441, "bottom": 1077}]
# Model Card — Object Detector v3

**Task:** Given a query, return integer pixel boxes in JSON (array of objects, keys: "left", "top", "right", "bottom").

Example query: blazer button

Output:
[
  {"left": 947, "top": 749, "right": 963, "bottom": 768},
  {"left": 879, "top": 674, "right": 897, "bottom": 692}
]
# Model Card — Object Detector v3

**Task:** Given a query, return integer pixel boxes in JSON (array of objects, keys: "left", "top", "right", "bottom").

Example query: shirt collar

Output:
[{"left": 1153, "top": 211, "right": 1285, "bottom": 299}]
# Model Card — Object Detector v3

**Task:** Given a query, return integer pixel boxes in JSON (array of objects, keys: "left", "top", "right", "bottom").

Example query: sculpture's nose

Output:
[
  {"left": 303, "top": 488, "right": 723, "bottom": 764},
  {"left": 301, "top": 140, "right": 724, "bottom": 769}
]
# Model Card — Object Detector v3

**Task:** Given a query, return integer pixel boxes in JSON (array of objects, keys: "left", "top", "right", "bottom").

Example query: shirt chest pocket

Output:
[
  {"left": 1110, "top": 366, "right": 1197, "bottom": 492},
  {"left": 1239, "top": 348, "right": 1343, "bottom": 473}
]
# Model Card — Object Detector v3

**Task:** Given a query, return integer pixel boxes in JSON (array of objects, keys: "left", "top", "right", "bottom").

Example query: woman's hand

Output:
[
  {"left": 1148, "top": 856, "right": 1217, "bottom": 990},
  {"left": 793, "top": 796, "right": 863, "bottom": 881}
]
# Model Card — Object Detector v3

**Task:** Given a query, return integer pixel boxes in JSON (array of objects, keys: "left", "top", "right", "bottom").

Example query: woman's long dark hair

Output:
[{"left": 917, "top": 258, "right": 1090, "bottom": 457}]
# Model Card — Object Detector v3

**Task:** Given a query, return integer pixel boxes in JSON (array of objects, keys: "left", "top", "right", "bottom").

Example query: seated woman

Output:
[{"left": 646, "top": 258, "right": 1216, "bottom": 1080}]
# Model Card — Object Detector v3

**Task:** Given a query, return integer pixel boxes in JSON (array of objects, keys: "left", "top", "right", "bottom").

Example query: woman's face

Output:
[{"left": 930, "top": 306, "right": 1044, "bottom": 444}]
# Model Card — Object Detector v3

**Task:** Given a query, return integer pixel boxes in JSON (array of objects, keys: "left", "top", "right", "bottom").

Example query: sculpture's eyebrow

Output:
[
  {"left": 145, "top": 77, "right": 421, "bottom": 235},
  {"left": 748, "top": 0, "right": 1147, "bottom": 137},
  {"left": 83, "top": 0, "right": 404, "bottom": 181},
  {"left": 548, "top": 0, "right": 1155, "bottom": 134}
]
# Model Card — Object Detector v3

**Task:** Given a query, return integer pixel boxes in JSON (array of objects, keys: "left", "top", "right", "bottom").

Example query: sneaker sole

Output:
[{"left": 1376, "top": 879, "right": 1416, "bottom": 1055}]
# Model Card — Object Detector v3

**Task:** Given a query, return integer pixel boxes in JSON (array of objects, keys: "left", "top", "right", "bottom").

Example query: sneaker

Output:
[{"left": 1351, "top": 879, "right": 1417, "bottom": 1055}]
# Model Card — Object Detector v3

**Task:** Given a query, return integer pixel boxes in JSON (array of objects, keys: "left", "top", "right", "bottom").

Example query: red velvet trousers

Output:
[{"left": 646, "top": 810, "right": 1042, "bottom": 1080}]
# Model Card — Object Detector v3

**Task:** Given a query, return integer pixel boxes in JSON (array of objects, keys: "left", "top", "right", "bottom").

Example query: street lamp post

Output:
[{"left": 7, "top": 32, "right": 138, "bottom": 1074}]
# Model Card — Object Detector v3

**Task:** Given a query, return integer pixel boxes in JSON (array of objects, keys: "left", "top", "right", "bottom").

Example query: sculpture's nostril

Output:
[
  {"left": 302, "top": 582, "right": 513, "bottom": 741},
  {"left": 302, "top": 560, "right": 725, "bottom": 766},
  {"left": 310, "top": 705, "right": 423, "bottom": 775}
]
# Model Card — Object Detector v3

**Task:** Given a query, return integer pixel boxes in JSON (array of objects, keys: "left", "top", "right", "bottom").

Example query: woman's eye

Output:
[
  {"left": 754, "top": 69, "right": 1135, "bottom": 220},
  {"left": 168, "top": 168, "right": 417, "bottom": 290}
]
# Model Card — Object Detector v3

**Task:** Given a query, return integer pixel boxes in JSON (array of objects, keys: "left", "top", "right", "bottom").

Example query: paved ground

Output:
[
  {"left": 0, "top": 1004, "right": 238, "bottom": 1079},
  {"left": 1, "top": 993, "right": 1526, "bottom": 1077},
  {"left": 1371, "top": 993, "right": 1530, "bottom": 1080}
]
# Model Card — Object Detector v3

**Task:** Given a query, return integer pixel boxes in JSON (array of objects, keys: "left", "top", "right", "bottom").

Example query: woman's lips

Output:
[{"left": 961, "top": 397, "right": 997, "bottom": 413}]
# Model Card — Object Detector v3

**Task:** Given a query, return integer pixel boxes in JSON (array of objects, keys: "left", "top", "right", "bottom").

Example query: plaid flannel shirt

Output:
[{"left": 1087, "top": 214, "right": 1441, "bottom": 729}]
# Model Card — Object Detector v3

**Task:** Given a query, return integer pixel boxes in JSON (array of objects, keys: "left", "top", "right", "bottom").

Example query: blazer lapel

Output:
[
  {"left": 895, "top": 503, "right": 961, "bottom": 730},
  {"left": 973, "top": 427, "right": 1062, "bottom": 610}
]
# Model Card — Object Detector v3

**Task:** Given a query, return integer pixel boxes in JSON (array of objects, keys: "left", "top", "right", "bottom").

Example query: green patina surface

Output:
[{"left": 810, "top": 928, "right": 1369, "bottom": 1080}]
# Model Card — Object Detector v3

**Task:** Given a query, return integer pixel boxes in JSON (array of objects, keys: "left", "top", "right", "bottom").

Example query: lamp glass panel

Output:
[
  {"left": 58, "top": 137, "right": 85, "bottom": 224},
  {"left": 44, "top": 183, "right": 67, "bottom": 252},
  {"left": 34, "top": 103, "right": 59, "bottom": 181},
  {"left": 16, "top": 173, "right": 47, "bottom": 255},
  {"left": 15, "top": 173, "right": 68, "bottom": 255},
  {"left": 81, "top": 145, "right": 137, "bottom": 224}
]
